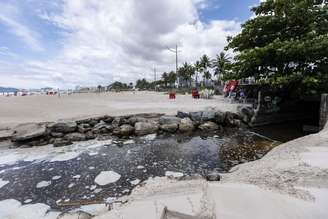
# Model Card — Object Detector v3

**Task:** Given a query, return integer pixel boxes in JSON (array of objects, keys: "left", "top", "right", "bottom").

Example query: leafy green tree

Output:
[{"left": 226, "top": 0, "right": 328, "bottom": 96}]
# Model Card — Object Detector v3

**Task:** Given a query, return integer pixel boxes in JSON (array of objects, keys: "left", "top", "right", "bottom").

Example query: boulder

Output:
[
  {"left": 103, "top": 116, "right": 114, "bottom": 123},
  {"left": 205, "top": 171, "right": 221, "bottom": 181},
  {"left": 49, "top": 122, "right": 77, "bottom": 133},
  {"left": 116, "top": 124, "right": 135, "bottom": 136},
  {"left": 189, "top": 111, "right": 203, "bottom": 124},
  {"left": 135, "top": 122, "right": 159, "bottom": 136},
  {"left": 160, "top": 123, "right": 179, "bottom": 133},
  {"left": 238, "top": 106, "right": 255, "bottom": 123},
  {"left": 201, "top": 110, "right": 216, "bottom": 122},
  {"left": 64, "top": 133, "right": 86, "bottom": 142},
  {"left": 179, "top": 118, "right": 194, "bottom": 132},
  {"left": 50, "top": 132, "right": 64, "bottom": 138},
  {"left": 159, "top": 116, "right": 181, "bottom": 125},
  {"left": 85, "top": 131, "right": 96, "bottom": 140},
  {"left": 128, "top": 116, "right": 148, "bottom": 126},
  {"left": 112, "top": 117, "right": 124, "bottom": 127},
  {"left": 214, "top": 111, "right": 226, "bottom": 124},
  {"left": 53, "top": 138, "right": 72, "bottom": 147},
  {"left": 177, "top": 111, "right": 190, "bottom": 119},
  {"left": 0, "top": 129, "right": 13, "bottom": 141},
  {"left": 12, "top": 123, "right": 47, "bottom": 142},
  {"left": 199, "top": 121, "right": 219, "bottom": 131},
  {"left": 92, "top": 121, "right": 113, "bottom": 134},
  {"left": 224, "top": 112, "right": 241, "bottom": 127},
  {"left": 77, "top": 123, "right": 92, "bottom": 133}
]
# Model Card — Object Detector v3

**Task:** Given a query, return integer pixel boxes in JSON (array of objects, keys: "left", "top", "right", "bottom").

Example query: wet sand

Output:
[{"left": 0, "top": 91, "right": 239, "bottom": 129}]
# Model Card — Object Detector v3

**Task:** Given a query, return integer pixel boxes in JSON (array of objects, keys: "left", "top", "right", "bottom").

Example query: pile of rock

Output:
[{"left": 4, "top": 110, "right": 245, "bottom": 148}]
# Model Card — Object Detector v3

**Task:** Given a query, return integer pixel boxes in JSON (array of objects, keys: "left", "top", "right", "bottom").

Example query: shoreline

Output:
[{"left": 88, "top": 125, "right": 328, "bottom": 219}]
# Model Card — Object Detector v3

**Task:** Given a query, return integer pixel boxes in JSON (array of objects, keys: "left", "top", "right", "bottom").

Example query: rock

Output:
[
  {"left": 103, "top": 116, "right": 114, "bottom": 123},
  {"left": 159, "top": 116, "right": 181, "bottom": 125},
  {"left": 199, "top": 121, "right": 219, "bottom": 131},
  {"left": 214, "top": 111, "right": 226, "bottom": 124},
  {"left": 0, "top": 129, "right": 13, "bottom": 141},
  {"left": 85, "top": 131, "right": 96, "bottom": 140},
  {"left": 112, "top": 117, "right": 124, "bottom": 127},
  {"left": 189, "top": 111, "right": 203, "bottom": 124},
  {"left": 50, "top": 132, "right": 64, "bottom": 138},
  {"left": 201, "top": 110, "right": 216, "bottom": 122},
  {"left": 57, "top": 210, "right": 93, "bottom": 219},
  {"left": 92, "top": 121, "right": 113, "bottom": 134},
  {"left": 77, "top": 123, "right": 92, "bottom": 133},
  {"left": 224, "top": 112, "right": 241, "bottom": 127},
  {"left": 135, "top": 122, "right": 159, "bottom": 136},
  {"left": 160, "top": 123, "right": 179, "bottom": 133},
  {"left": 128, "top": 116, "right": 148, "bottom": 126},
  {"left": 64, "top": 133, "right": 86, "bottom": 142},
  {"left": 49, "top": 122, "right": 77, "bottom": 133},
  {"left": 115, "top": 124, "right": 135, "bottom": 136},
  {"left": 53, "top": 138, "right": 72, "bottom": 147},
  {"left": 177, "top": 111, "right": 190, "bottom": 119},
  {"left": 179, "top": 118, "right": 194, "bottom": 132},
  {"left": 238, "top": 106, "right": 255, "bottom": 123},
  {"left": 205, "top": 171, "right": 221, "bottom": 181},
  {"left": 12, "top": 123, "right": 47, "bottom": 142}
]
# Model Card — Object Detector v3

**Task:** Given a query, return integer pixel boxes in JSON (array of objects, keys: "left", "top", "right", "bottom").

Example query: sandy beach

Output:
[{"left": 0, "top": 92, "right": 238, "bottom": 129}]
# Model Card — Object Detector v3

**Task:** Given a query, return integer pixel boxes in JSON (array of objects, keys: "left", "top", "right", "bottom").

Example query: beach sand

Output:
[{"left": 0, "top": 91, "right": 238, "bottom": 129}]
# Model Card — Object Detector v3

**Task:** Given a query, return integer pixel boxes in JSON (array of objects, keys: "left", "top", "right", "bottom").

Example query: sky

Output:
[{"left": 0, "top": 0, "right": 260, "bottom": 89}]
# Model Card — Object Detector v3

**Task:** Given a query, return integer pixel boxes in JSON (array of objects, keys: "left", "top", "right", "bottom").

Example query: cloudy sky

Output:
[{"left": 0, "top": 0, "right": 259, "bottom": 89}]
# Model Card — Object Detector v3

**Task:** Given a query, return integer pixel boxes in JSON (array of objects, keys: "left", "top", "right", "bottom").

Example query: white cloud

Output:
[
  {"left": 0, "top": 3, "right": 43, "bottom": 51},
  {"left": 0, "top": 0, "right": 241, "bottom": 88}
]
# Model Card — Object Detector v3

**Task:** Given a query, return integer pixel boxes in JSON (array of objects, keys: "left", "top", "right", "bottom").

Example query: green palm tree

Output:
[
  {"left": 178, "top": 62, "right": 195, "bottom": 88},
  {"left": 200, "top": 55, "right": 211, "bottom": 86},
  {"left": 213, "top": 52, "right": 231, "bottom": 84},
  {"left": 194, "top": 61, "right": 202, "bottom": 88}
]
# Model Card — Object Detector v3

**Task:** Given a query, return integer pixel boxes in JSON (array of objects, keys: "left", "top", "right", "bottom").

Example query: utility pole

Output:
[
  {"left": 167, "top": 44, "right": 181, "bottom": 88},
  {"left": 153, "top": 66, "right": 157, "bottom": 82}
]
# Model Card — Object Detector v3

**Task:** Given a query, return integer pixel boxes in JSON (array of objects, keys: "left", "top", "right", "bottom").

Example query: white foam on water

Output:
[
  {"left": 123, "top": 140, "right": 135, "bottom": 145},
  {"left": 0, "top": 199, "right": 60, "bottom": 219},
  {"left": 36, "top": 181, "right": 51, "bottom": 188},
  {"left": 141, "top": 134, "right": 157, "bottom": 141},
  {"left": 94, "top": 171, "right": 121, "bottom": 186},
  {"left": 137, "top": 165, "right": 145, "bottom": 169},
  {"left": 0, "top": 178, "right": 9, "bottom": 188},
  {"left": 88, "top": 166, "right": 95, "bottom": 170},
  {"left": 51, "top": 175, "right": 61, "bottom": 180},
  {"left": 23, "top": 199, "right": 32, "bottom": 204},
  {"left": 130, "top": 179, "right": 141, "bottom": 185},
  {"left": 72, "top": 175, "right": 81, "bottom": 179},
  {"left": 165, "top": 171, "right": 184, "bottom": 178},
  {"left": 68, "top": 183, "right": 75, "bottom": 188},
  {"left": 0, "top": 139, "right": 113, "bottom": 166}
]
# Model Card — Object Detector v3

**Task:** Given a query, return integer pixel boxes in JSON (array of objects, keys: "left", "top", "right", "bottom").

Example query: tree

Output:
[
  {"left": 200, "top": 55, "right": 212, "bottom": 86},
  {"left": 212, "top": 52, "right": 231, "bottom": 83},
  {"left": 136, "top": 78, "right": 150, "bottom": 90},
  {"left": 161, "top": 72, "right": 169, "bottom": 87},
  {"left": 194, "top": 61, "right": 202, "bottom": 87},
  {"left": 167, "top": 71, "right": 177, "bottom": 87},
  {"left": 226, "top": 0, "right": 328, "bottom": 96},
  {"left": 177, "top": 62, "right": 195, "bottom": 87}
]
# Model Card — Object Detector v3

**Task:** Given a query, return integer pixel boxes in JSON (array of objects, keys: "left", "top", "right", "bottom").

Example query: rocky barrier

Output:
[{"left": 0, "top": 108, "right": 252, "bottom": 148}]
